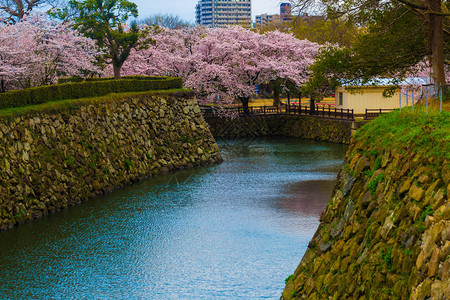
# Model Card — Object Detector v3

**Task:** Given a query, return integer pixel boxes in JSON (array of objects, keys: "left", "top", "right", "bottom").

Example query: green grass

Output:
[
  {"left": 354, "top": 107, "right": 450, "bottom": 161},
  {"left": 0, "top": 89, "right": 191, "bottom": 119}
]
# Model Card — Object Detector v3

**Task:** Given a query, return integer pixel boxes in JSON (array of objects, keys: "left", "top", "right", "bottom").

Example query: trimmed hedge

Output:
[
  {"left": 0, "top": 77, "right": 183, "bottom": 110},
  {"left": 58, "top": 75, "right": 166, "bottom": 84}
]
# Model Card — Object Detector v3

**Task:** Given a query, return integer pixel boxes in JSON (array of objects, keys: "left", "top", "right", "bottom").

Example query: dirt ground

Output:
[
  {"left": 249, "top": 97, "right": 335, "bottom": 107},
  {"left": 249, "top": 97, "right": 449, "bottom": 111}
]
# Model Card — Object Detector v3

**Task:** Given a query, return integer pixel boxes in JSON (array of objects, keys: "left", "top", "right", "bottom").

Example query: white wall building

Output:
[{"left": 335, "top": 77, "right": 433, "bottom": 114}]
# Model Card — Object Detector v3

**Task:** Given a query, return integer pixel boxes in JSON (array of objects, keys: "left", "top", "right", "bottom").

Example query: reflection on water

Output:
[{"left": 0, "top": 137, "right": 346, "bottom": 299}]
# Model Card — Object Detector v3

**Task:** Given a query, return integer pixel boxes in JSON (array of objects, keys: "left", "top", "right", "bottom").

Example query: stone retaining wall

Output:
[
  {"left": 205, "top": 115, "right": 353, "bottom": 144},
  {"left": 282, "top": 125, "right": 450, "bottom": 299},
  {"left": 0, "top": 91, "right": 222, "bottom": 231}
]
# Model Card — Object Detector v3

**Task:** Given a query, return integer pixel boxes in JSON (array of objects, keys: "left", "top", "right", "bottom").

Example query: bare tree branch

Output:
[{"left": 0, "top": 0, "right": 66, "bottom": 23}]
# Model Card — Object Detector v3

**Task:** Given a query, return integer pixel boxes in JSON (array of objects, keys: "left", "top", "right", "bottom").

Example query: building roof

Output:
[{"left": 341, "top": 77, "right": 433, "bottom": 88}]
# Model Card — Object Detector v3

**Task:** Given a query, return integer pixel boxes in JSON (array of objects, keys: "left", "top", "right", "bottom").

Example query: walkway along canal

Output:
[{"left": 0, "top": 137, "right": 347, "bottom": 299}]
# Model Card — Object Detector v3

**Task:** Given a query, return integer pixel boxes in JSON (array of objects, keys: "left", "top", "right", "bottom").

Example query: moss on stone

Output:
[
  {"left": 281, "top": 109, "right": 449, "bottom": 300},
  {"left": 0, "top": 91, "right": 222, "bottom": 231}
]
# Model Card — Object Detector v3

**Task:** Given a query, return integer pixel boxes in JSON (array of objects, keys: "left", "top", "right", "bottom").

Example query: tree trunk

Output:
[
  {"left": 309, "top": 97, "right": 315, "bottom": 115},
  {"left": 113, "top": 63, "right": 122, "bottom": 80},
  {"left": 429, "top": 0, "right": 446, "bottom": 85},
  {"left": 239, "top": 96, "right": 251, "bottom": 116},
  {"left": 273, "top": 88, "right": 281, "bottom": 107}
]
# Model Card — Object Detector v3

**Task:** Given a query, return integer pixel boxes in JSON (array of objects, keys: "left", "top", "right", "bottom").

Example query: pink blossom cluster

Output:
[
  {"left": 0, "top": 13, "right": 101, "bottom": 91},
  {"left": 123, "top": 26, "right": 319, "bottom": 108}
]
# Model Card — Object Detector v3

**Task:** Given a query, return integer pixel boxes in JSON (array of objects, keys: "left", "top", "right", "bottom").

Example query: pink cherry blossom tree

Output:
[
  {"left": 122, "top": 25, "right": 206, "bottom": 79},
  {"left": 188, "top": 27, "right": 319, "bottom": 114},
  {"left": 259, "top": 30, "right": 319, "bottom": 106},
  {"left": 0, "top": 13, "right": 101, "bottom": 91},
  {"left": 124, "top": 26, "right": 319, "bottom": 115}
]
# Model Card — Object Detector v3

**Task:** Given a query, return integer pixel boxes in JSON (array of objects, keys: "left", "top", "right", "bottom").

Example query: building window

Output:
[{"left": 339, "top": 92, "right": 343, "bottom": 106}]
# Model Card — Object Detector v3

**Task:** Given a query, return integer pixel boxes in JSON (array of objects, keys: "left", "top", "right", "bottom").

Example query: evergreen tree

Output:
[
  {"left": 291, "top": 0, "right": 450, "bottom": 86},
  {"left": 54, "top": 0, "right": 149, "bottom": 79}
]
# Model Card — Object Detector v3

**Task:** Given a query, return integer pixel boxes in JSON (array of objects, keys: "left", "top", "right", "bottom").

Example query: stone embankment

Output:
[
  {"left": 0, "top": 91, "right": 222, "bottom": 231},
  {"left": 283, "top": 111, "right": 449, "bottom": 299},
  {"left": 206, "top": 115, "right": 354, "bottom": 144}
]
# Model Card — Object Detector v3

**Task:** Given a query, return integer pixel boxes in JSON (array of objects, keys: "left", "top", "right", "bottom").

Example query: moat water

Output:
[{"left": 0, "top": 137, "right": 346, "bottom": 299}]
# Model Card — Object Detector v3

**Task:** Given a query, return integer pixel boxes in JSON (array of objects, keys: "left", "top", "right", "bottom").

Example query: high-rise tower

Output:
[
  {"left": 280, "top": 3, "right": 292, "bottom": 21},
  {"left": 195, "top": 0, "right": 252, "bottom": 28}
]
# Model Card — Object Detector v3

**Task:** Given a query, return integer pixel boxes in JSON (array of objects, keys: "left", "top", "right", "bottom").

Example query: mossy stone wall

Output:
[
  {"left": 206, "top": 115, "right": 353, "bottom": 144},
  {"left": 282, "top": 116, "right": 450, "bottom": 299},
  {"left": 0, "top": 91, "right": 222, "bottom": 231}
]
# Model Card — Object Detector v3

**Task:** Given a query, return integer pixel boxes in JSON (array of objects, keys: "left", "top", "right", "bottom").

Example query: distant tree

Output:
[
  {"left": 0, "top": 0, "right": 65, "bottom": 23},
  {"left": 141, "top": 13, "right": 191, "bottom": 29},
  {"left": 258, "top": 16, "right": 358, "bottom": 47},
  {"left": 54, "top": 0, "right": 150, "bottom": 79},
  {"left": 290, "top": 17, "right": 358, "bottom": 47}
]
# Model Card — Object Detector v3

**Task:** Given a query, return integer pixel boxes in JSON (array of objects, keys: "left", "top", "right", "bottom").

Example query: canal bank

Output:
[
  {"left": 205, "top": 115, "right": 356, "bottom": 144},
  {"left": 0, "top": 137, "right": 347, "bottom": 299},
  {"left": 0, "top": 90, "right": 222, "bottom": 231},
  {"left": 282, "top": 108, "right": 450, "bottom": 299}
]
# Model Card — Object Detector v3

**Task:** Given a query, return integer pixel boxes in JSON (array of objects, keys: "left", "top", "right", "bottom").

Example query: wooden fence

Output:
[
  {"left": 365, "top": 109, "right": 394, "bottom": 120},
  {"left": 200, "top": 104, "right": 355, "bottom": 120}
]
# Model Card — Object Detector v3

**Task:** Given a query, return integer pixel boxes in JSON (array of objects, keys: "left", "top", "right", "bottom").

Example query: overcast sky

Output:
[{"left": 132, "top": 0, "right": 283, "bottom": 23}]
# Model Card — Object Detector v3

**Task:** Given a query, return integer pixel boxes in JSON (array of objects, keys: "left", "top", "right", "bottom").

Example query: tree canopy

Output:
[
  {"left": 291, "top": 0, "right": 450, "bottom": 90},
  {"left": 141, "top": 13, "right": 192, "bottom": 29},
  {"left": 54, "top": 0, "right": 149, "bottom": 79},
  {"left": 0, "top": 13, "right": 100, "bottom": 91},
  {"left": 123, "top": 26, "right": 319, "bottom": 115},
  {"left": 258, "top": 15, "right": 359, "bottom": 48}
]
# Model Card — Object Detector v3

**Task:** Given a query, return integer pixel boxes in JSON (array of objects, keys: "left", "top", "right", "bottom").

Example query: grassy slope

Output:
[
  {"left": 0, "top": 89, "right": 191, "bottom": 118},
  {"left": 353, "top": 106, "right": 450, "bottom": 162}
]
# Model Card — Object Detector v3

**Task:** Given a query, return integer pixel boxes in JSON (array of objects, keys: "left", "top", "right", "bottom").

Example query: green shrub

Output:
[
  {"left": 58, "top": 75, "right": 165, "bottom": 84},
  {"left": 57, "top": 76, "right": 84, "bottom": 84},
  {"left": 0, "top": 76, "right": 183, "bottom": 110}
]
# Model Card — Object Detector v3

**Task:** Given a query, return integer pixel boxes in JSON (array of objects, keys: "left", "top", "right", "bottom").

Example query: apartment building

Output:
[
  {"left": 255, "top": 14, "right": 279, "bottom": 27},
  {"left": 280, "top": 3, "right": 292, "bottom": 21},
  {"left": 195, "top": 0, "right": 252, "bottom": 28},
  {"left": 255, "top": 3, "right": 292, "bottom": 28}
]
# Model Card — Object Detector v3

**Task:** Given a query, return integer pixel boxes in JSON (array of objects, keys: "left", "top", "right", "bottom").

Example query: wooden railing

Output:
[
  {"left": 287, "top": 105, "right": 354, "bottom": 120},
  {"left": 200, "top": 104, "right": 354, "bottom": 120},
  {"left": 365, "top": 109, "right": 394, "bottom": 120}
]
